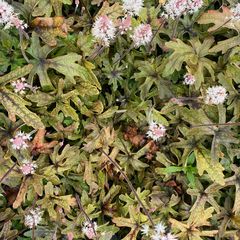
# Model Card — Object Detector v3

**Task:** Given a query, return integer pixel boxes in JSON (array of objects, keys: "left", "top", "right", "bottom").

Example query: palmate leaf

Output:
[
  {"left": 209, "top": 36, "right": 240, "bottom": 53},
  {"left": 163, "top": 38, "right": 216, "bottom": 89},
  {"left": 0, "top": 64, "right": 33, "bottom": 85},
  {"left": 194, "top": 148, "right": 225, "bottom": 186},
  {"left": 37, "top": 182, "right": 75, "bottom": 220},
  {"left": 134, "top": 58, "right": 172, "bottom": 99},
  {"left": 0, "top": 87, "right": 44, "bottom": 129},
  {"left": 31, "top": 17, "right": 74, "bottom": 46},
  {"left": 95, "top": 1, "right": 123, "bottom": 20},
  {"left": 31, "top": 0, "right": 71, "bottom": 16},
  {"left": 112, "top": 206, "right": 147, "bottom": 240},
  {"left": 197, "top": 6, "right": 240, "bottom": 32},
  {"left": 28, "top": 33, "right": 101, "bottom": 91},
  {"left": 197, "top": 7, "right": 240, "bottom": 53}
]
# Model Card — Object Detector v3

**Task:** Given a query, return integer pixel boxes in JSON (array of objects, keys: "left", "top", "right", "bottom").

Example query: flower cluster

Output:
[
  {"left": 19, "top": 160, "right": 37, "bottom": 175},
  {"left": 82, "top": 221, "right": 98, "bottom": 239},
  {"left": 10, "top": 131, "right": 31, "bottom": 150},
  {"left": 183, "top": 73, "right": 195, "bottom": 85},
  {"left": 230, "top": 3, "right": 240, "bottom": 20},
  {"left": 132, "top": 23, "right": 153, "bottom": 47},
  {"left": 141, "top": 222, "right": 177, "bottom": 240},
  {"left": 118, "top": 15, "right": 132, "bottom": 34},
  {"left": 24, "top": 207, "right": 42, "bottom": 228},
  {"left": 11, "top": 77, "right": 30, "bottom": 94},
  {"left": 147, "top": 121, "right": 166, "bottom": 141},
  {"left": 205, "top": 86, "right": 227, "bottom": 105},
  {"left": 92, "top": 15, "right": 116, "bottom": 46},
  {"left": 122, "top": 0, "right": 144, "bottom": 16},
  {"left": 0, "top": 0, "right": 27, "bottom": 29},
  {"left": 163, "top": 0, "right": 203, "bottom": 19}
]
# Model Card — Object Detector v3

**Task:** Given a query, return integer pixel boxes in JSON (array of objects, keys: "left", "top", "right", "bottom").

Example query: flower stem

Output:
[
  {"left": 75, "top": 193, "right": 99, "bottom": 240},
  {"left": 100, "top": 148, "right": 154, "bottom": 226}
]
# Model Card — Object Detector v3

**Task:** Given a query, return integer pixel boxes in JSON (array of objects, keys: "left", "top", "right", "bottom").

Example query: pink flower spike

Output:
[
  {"left": 82, "top": 221, "right": 98, "bottom": 239},
  {"left": 92, "top": 15, "right": 116, "bottom": 46},
  {"left": 132, "top": 24, "right": 153, "bottom": 47},
  {"left": 10, "top": 131, "right": 31, "bottom": 150},
  {"left": 118, "top": 15, "right": 132, "bottom": 34},
  {"left": 147, "top": 121, "right": 166, "bottom": 141},
  {"left": 20, "top": 160, "right": 37, "bottom": 175}
]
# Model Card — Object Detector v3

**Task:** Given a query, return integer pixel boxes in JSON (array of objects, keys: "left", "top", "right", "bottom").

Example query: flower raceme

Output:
[
  {"left": 230, "top": 3, "right": 240, "bottom": 20},
  {"left": 0, "top": 0, "right": 27, "bottom": 29},
  {"left": 92, "top": 15, "right": 116, "bottom": 46},
  {"left": 10, "top": 131, "right": 31, "bottom": 150},
  {"left": 163, "top": 0, "right": 203, "bottom": 19},
  {"left": 82, "top": 221, "right": 98, "bottom": 239},
  {"left": 24, "top": 207, "right": 42, "bottom": 228},
  {"left": 11, "top": 77, "right": 30, "bottom": 94},
  {"left": 183, "top": 73, "right": 196, "bottom": 85},
  {"left": 205, "top": 86, "right": 227, "bottom": 105},
  {"left": 122, "top": 0, "right": 144, "bottom": 16},
  {"left": 20, "top": 160, "right": 37, "bottom": 175},
  {"left": 132, "top": 24, "right": 153, "bottom": 47},
  {"left": 118, "top": 15, "right": 132, "bottom": 35},
  {"left": 147, "top": 121, "right": 166, "bottom": 141}
]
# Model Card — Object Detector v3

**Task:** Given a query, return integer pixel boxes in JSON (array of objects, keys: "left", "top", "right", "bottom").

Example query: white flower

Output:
[
  {"left": 0, "top": 0, "right": 13, "bottom": 25},
  {"left": 162, "top": 233, "right": 178, "bottom": 240},
  {"left": 151, "top": 234, "right": 161, "bottom": 240},
  {"left": 11, "top": 77, "right": 29, "bottom": 94},
  {"left": 188, "top": 0, "right": 203, "bottom": 14},
  {"left": 24, "top": 207, "right": 42, "bottom": 228},
  {"left": 183, "top": 73, "right": 195, "bottom": 85},
  {"left": 163, "top": 0, "right": 188, "bottom": 19},
  {"left": 19, "top": 160, "right": 37, "bottom": 175},
  {"left": 154, "top": 222, "right": 166, "bottom": 234},
  {"left": 132, "top": 24, "right": 153, "bottom": 47},
  {"left": 92, "top": 15, "right": 116, "bottom": 46},
  {"left": 230, "top": 3, "right": 240, "bottom": 20},
  {"left": 82, "top": 221, "right": 98, "bottom": 239},
  {"left": 122, "top": 0, "right": 144, "bottom": 16},
  {"left": 205, "top": 86, "right": 227, "bottom": 105},
  {"left": 147, "top": 122, "right": 166, "bottom": 141},
  {"left": 141, "top": 224, "right": 150, "bottom": 236},
  {"left": 163, "top": 0, "right": 203, "bottom": 19},
  {"left": 10, "top": 131, "right": 31, "bottom": 150},
  {"left": 0, "top": 0, "right": 26, "bottom": 29}
]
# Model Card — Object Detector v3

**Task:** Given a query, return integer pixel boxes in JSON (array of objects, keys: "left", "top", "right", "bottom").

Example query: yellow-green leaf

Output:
[{"left": 0, "top": 88, "right": 44, "bottom": 129}]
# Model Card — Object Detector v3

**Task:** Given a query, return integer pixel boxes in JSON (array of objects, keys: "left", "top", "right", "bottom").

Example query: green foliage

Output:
[{"left": 0, "top": 1, "right": 240, "bottom": 240}]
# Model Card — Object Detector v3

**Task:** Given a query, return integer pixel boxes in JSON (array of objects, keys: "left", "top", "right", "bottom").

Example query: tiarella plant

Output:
[{"left": 0, "top": 0, "right": 240, "bottom": 239}]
